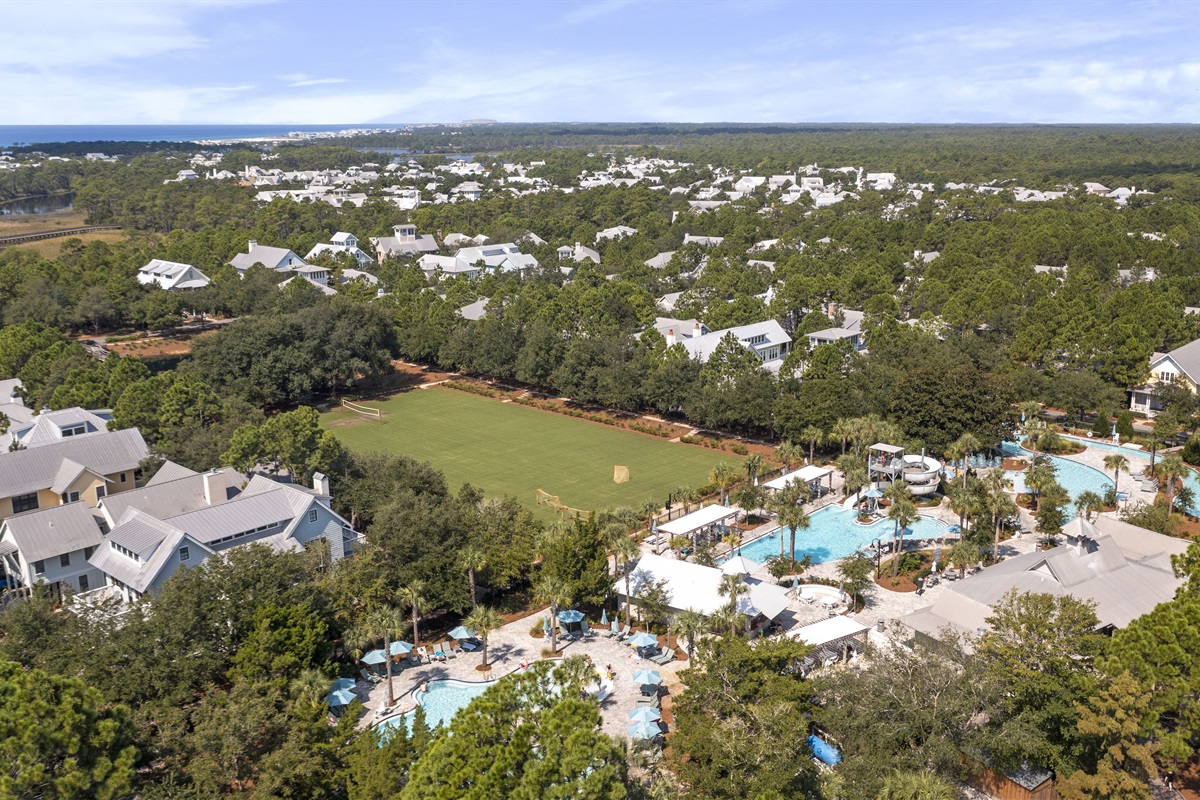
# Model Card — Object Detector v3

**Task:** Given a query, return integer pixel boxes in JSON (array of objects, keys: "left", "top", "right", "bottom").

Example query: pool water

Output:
[
  {"left": 379, "top": 679, "right": 495, "bottom": 735},
  {"left": 732, "top": 505, "right": 950, "bottom": 564},
  {"left": 1061, "top": 435, "right": 1200, "bottom": 515},
  {"left": 1000, "top": 442, "right": 1113, "bottom": 505}
]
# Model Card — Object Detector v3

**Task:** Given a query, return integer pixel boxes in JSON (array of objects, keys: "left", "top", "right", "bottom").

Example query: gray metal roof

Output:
[
  {"left": 1, "top": 502, "right": 103, "bottom": 562},
  {"left": 1154, "top": 336, "right": 1200, "bottom": 384},
  {"left": 164, "top": 490, "right": 296, "bottom": 544},
  {"left": 147, "top": 460, "right": 199, "bottom": 486},
  {"left": 0, "top": 428, "right": 147, "bottom": 499},
  {"left": 100, "top": 468, "right": 242, "bottom": 525},
  {"left": 107, "top": 509, "right": 182, "bottom": 557}
]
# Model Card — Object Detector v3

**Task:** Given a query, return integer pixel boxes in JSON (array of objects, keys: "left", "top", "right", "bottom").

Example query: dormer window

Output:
[{"left": 59, "top": 424, "right": 87, "bottom": 437}]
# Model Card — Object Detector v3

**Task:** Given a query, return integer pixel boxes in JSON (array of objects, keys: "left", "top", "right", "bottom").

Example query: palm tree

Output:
[
  {"left": 459, "top": 546, "right": 486, "bottom": 608},
  {"left": 556, "top": 654, "right": 593, "bottom": 694},
  {"left": 534, "top": 575, "right": 573, "bottom": 655},
  {"left": 887, "top": 497, "right": 919, "bottom": 579},
  {"left": 1024, "top": 461, "right": 1057, "bottom": 511},
  {"left": 398, "top": 581, "right": 426, "bottom": 647},
  {"left": 610, "top": 535, "right": 640, "bottom": 628},
  {"left": 710, "top": 462, "right": 740, "bottom": 503},
  {"left": 672, "top": 485, "right": 696, "bottom": 516},
  {"left": 837, "top": 453, "right": 868, "bottom": 497},
  {"left": 947, "top": 484, "right": 973, "bottom": 534},
  {"left": 1103, "top": 453, "right": 1130, "bottom": 501},
  {"left": 291, "top": 667, "right": 331, "bottom": 710},
  {"left": 877, "top": 769, "right": 955, "bottom": 800},
  {"left": 800, "top": 425, "right": 825, "bottom": 464},
  {"left": 463, "top": 605, "right": 503, "bottom": 670},
  {"left": 775, "top": 440, "right": 802, "bottom": 472},
  {"left": 1074, "top": 490, "right": 1105, "bottom": 522},
  {"left": 831, "top": 418, "right": 854, "bottom": 455},
  {"left": 744, "top": 453, "right": 765, "bottom": 485},
  {"left": 1150, "top": 414, "right": 1180, "bottom": 475},
  {"left": 718, "top": 574, "right": 748, "bottom": 635},
  {"left": 948, "top": 539, "right": 980, "bottom": 579},
  {"left": 1158, "top": 454, "right": 1189, "bottom": 517},
  {"left": 733, "top": 481, "right": 764, "bottom": 516},
  {"left": 673, "top": 609, "right": 706, "bottom": 660},
  {"left": 638, "top": 499, "right": 660, "bottom": 532},
  {"left": 766, "top": 481, "right": 809, "bottom": 562},
  {"left": 982, "top": 469, "right": 1017, "bottom": 560},
  {"left": 721, "top": 529, "right": 741, "bottom": 556},
  {"left": 349, "top": 606, "right": 406, "bottom": 707},
  {"left": 950, "top": 432, "right": 981, "bottom": 490},
  {"left": 1019, "top": 400, "right": 1041, "bottom": 430}
]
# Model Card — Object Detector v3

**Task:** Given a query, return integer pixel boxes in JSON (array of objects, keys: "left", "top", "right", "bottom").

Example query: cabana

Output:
[
  {"left": 764, "top": 464, "right": 835, "bottom": 497},
  {"left": 788, "top": 615, "right": 869, "bottom": 655},
  {"left": 658, "top": 504, "right": 741, "bottom": 547}
]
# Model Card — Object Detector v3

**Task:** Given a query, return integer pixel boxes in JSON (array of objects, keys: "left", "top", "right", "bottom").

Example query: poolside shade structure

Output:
[
  {"left": 327, "top": 686, "right": 357, "bottom": 707},
  {"left": 448, "top": 626, "right": 475, "bottom": 640},
  {"left": 557, "top": 609, "right": 585, "bottom": 623},
  {"left": 764, "top": 465, "right": 835, "bottom": 496},
  {"left": 807, "top": 734, "right": 842, "bottom": 765},
  {"left": 629, "top": 706, "right": 662, "bottom": 723},
  {"left": 628, "top": 720, "right": 661, "bottom": 740},
  {"left": 628, "top": 631, "right": 658, "bottom": 648},
  {"left": 658, "top": 504, "right": 742, "bottom": 543},
  {"left": 787, "top": 616, "right": 870, "bottom": 655},
  {"left": 863, "top": 489, "right": 884, "bottom": 499},
  {"left": 632, "top": 669, "right": 663, "bottom": 686},
  {"left": 389, "top": 641, "right": 414, "bottom": 656},
  {"left": 721, "top": 555, "right": 760, "bottom": 576},
  {"left": 361, "top": 649, "right": 387, "bottom": 665},
  {"left": 332, "top": 677, "right": 356, "bottom": 692},
  {"left": 615, "top": 553, "right": 791, "bottom": 621}
]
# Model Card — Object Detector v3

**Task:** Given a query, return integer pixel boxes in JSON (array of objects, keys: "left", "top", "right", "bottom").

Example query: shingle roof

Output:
[
  {"left": 0, "top": 428, "right": 147, "bottom": 499},
  {"left": 1, "top": 502, "right": 103, "bottom": 563}
]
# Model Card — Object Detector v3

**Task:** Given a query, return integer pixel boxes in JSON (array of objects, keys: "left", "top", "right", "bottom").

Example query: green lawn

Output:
[{"left": 322, "top": 387, "right": 742, "bottom": 517}]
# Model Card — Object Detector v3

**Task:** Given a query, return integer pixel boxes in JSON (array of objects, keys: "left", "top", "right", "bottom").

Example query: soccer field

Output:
[{"left": 322, "top": 387, "right": 742, "bottom": 517}]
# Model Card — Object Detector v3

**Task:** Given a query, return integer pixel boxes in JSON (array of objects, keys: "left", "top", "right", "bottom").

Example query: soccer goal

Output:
[
  {"left": 613, "top": 465, "right": 630, "bottom": 484},
  {"left": 341, "top": 398, "right": 382, "bottom": 419},
  {"left": 535, "top": 488, "right": 593, "bottom": 521}
]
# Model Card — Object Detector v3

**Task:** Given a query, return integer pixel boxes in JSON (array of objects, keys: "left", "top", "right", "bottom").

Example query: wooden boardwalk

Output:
[{"left": 0, "top": 226, "right": 121, "bottom": 249}]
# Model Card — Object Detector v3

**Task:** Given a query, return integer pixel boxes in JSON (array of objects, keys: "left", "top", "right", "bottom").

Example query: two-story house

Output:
[
  {"left": 0, "top": 502, "right": 105, "bottom": 597},
  {"left": 304, "top": 231, "right": 375, "bottom": 267},
  {"left": 1130, "top": 336, "right": 1200, "bottom": 416},
  {"left": 229, "top": 241, "right": 308, "bottom": 276},
  {"left": 137, "top": 259, "right": 211, "bottom": 291},
  {"left": 676, "top": 320, "right": 792, "bottom": 373},
  {"left": 7, "top": 407, "right": 114, "bottom": 450}
]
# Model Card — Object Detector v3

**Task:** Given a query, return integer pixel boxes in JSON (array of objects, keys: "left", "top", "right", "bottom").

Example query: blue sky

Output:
[{"left": 2, "top": 0, "right": 1198, "bottom": 124}]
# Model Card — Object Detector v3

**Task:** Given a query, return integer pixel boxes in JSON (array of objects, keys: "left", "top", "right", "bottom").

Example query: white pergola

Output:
[
  {"left": 658, "top": 503, "right": 741, "bottom": 543},
  {"left": 764, "top": 464, "right": 835, "bottom": 495}
]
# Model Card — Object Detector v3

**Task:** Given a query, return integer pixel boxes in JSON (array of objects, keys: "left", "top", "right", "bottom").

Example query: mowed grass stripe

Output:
[{"left": 322, "top": 387, "right": 741, "bottom": 516}]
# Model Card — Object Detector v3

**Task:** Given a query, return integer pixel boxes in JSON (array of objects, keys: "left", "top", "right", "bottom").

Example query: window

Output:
[
  {"left": 33, "top": 560, "right": 44, "bottom": 574},
  {"left": 308, "top": 508, "right": 318, "bottom": 523},
  {"left": 178, "top": 546, "right": 190, "bottom": 562},
  {"left": 84, "top": 546, "right": 95, "bottom": 559},
  {"left": 119, "top": 472, "right": 127, "bottom": 483},
  {"left": 60, "top": 424, "right": 87, "bottom": 437},
  {"left": 60, "top": 553, "right": 70, "bottom": 568},
  {"left": 61, "top": 490, "right": 80, "bottom": 504},
  {"left": 11, "top": 493, "right": 38, "bottom": 514},
  {"left": 78, "top": 574, "right": 88, "bottom": 592},
  {"left": 95, "top": 485, "right": 106, "bottom": 499}
]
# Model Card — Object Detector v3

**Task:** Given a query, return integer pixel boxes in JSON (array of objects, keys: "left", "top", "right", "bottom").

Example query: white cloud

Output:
[{"left": 289, "top": 78, "right": 349, "bottom": 87}]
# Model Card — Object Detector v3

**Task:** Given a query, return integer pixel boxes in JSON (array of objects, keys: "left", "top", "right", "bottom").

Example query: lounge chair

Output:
[
  {"left": 416, "top": 646, "right": 431, "bottom": 663},
  {"left": 651, "top": 648, "right": 676, "bottom": 666},
  {"left": 406, "top": 651, "right": 422, "bottom": 667},
  {"left": 446, "top": 643, "right": 459, "bottom": 658},
  {"left": 636, "top": 692, "right": 662, "bottom": 708},
  {"left": 432, "top": 643, "right": 448, "bottom": 662},
  {"left": 359, "top": 668, "right": 382, "bottom": 684},
  {"left": 604, "top": 625, "right": 618, "bottom": 639},
  {"left": 616, "top": 624, "right": 631, "bottom": 641}
]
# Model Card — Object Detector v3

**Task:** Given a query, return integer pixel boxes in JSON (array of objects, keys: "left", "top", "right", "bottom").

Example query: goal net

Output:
[
  {"left": 613, "top": 465, "right": 630, "bottom": 484},
  {"left": 535, "top": 488, "right": 593, "bottom": 521},
  {"left": 342, "top": 398, "right": 382, "bottom": 419}
]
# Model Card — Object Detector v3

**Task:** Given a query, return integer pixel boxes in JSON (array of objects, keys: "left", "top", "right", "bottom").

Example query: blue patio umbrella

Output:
[
  {"left": 947, "top": 524, "right": 962, "bottom": 535},
  {"left": 389, "top": 640, "right": 414, "bottom": 656},
  {"left": 448, "top": 626, "right": 475, "bottom": 640},
  {"left": 557, "top": 609, "right": 586, "bottom": 623},
  {"left": 629, "top": 706, "right": 662, "bottom": 723},
  {"left": 332, "top": 677, "right": 356, "bottom": 692},
  {"left": 628, "top": 631, "right": 657, "bottom": 648},
  {"left": 610, "top": 618, "right": 620, "bottom": 633},
  {"left": 863, "top": 489, "right": 884, "bottom": 499},
  {"left": 361, "top": 649, "right": 387, "bottom": 665},
  {"left": 327, "top": 687, "right": 357, "bottom": 707},
  {"left": 632, "top": 669, "right": 663, "bottom": 686},
  {"left": 600, "top": 609, "right": 608, "bottom": 626},
  {"left": 628, "top": 720, "right": 661, "bottom": 740}
]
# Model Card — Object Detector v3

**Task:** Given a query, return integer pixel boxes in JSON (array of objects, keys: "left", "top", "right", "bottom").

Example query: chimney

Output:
[
  {"left": 692, "top": 322, "right": 702, "bottom": 338},
  {"left": 248, "top": 240, "right": 257, "bottom": 252},
  {"left": 666, "top": 328, "right": 675, "bottom": 346},
  {"left": 313, "top": 472, "right": 330, "bottom": 496},
  {"left": 203, "top": 469, "right": 220, "bottom": 505}
]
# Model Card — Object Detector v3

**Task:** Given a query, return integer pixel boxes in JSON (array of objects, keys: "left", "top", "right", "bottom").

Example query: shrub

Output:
[
  {"left": 1116, "top": 410, "right": 1137, "bottom": 439},
  {"left": 730, "top": 443, "right": 749, "bottom": 455},
  {"left": 1183, "top": 434, "right": 1200, "bottom": 467}
]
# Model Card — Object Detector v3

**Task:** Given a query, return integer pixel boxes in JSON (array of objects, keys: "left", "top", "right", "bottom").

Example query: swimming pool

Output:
[
  {"left": 732, "top": 505, "right": 950, "bottom": 564},
  {"left": 379, "top": 678, "right": 495, "bottom": 735},
  {"left": 999, "top": 442, "right": 1113, "bottom": 504},
  {"left": 1061, "top": 435, "right": 1200, "bottom": 514}
]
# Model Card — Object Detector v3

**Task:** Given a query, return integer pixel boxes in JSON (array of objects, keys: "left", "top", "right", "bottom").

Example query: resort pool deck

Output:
[
  {"left": 1000, "top": 441, "right": 1114, "bottom": 503},
  {"left": 1060, "top": 435, "right": 1200, "bottom": 515},
  {"left": 379, "top": 678, "right": 495, "bottom": 734},
  {"left": 732, "top": 505, "right": 950, "bottom": 564}
]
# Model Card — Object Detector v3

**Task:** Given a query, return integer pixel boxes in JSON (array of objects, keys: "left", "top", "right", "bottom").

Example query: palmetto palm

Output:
[
  {"left": 831, "top": 418, "right": 855, "bottom": 456},
  {"left": 1103, "top": 453, "right": 1129, "bottom": 501},
  {"left": 718, "top": 574, "right": 748, "bottom": 635},
  {"left": 950, "top": 432, "right": 981, "bottom": 489},
  {"left": 887, "top": 497, "right": 919, "bottom": 578},
  {"left": 877, "top": 769, "right": 955, "bottom": 800},
  {"left": 1074, "top": 490, "right": 1104, "bottom": 522},
  {"left": 463, "top": 605, "right": 503, "bottom": 669},
  {"left": 358, "top": 605, "right": 406, "bottom": 707},
  {"left": 1158, "top": 454, "right": 1189, "bottom": 517},
  {"left": 744, "top": 453, "right": 764, "bottom": 485},
  {"left": 948, "top": 539, "right": 980, "bottom": 578},
  {"left": 534, "top": 575, "right": 573, "bottom": 655},
  {"left": 775, "top": 440, "right": 803, "bottom": 472},
  {"left": 1024, "top": 462, "right": 1057, "bottom": 511},
  {"left": 710, "top": 462, "right": 740, "bottom": 503},
  {"left": 673, "top": 609, "right": 706, "bottom": 660},
  {"left": 672, "top": 485, "right": 696, "bottom": 515},
  {"left": 767, "top": 480, "right": 808, "bottom": 562},
  {"left": 291, "top": 667, "right": 331, "bottom": 710},
  {"left": 610, "top": 534, "right": 640, "bottom": 628},
  {"left": 1019, "top": 400, "right": 1041, "bottom": 430},
  {"left": 800, "top": 425, "right": 825, "bottom": 464},
  {"left": 459, "top": 546, "right": 486, "bottom": 609},
  {"left": 398, "top": 581, "right": 426, "bottom": 647},
  {"left": 982, "top": 469, "right": 1017, "bottom": 560}
]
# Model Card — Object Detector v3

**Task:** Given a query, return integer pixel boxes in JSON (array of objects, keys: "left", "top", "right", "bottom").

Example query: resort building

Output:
[
  {"left": 0, "top": 502, "right": 105, "bottom": 598},
  {"left": 1129, "top": 335, "right": 1200, "bottom": 416},
  {"left": 901, "top": 516, "right": 1189, "bottom": 644},
  {"left": 305, "top": 232, "right": 375, "bottom": 267},
  {"left": 4, "top": 406, "right": 114, "bottom": 451}
]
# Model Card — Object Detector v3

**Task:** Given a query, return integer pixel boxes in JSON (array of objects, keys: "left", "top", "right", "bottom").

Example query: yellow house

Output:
[
  {"left": 0, "top": 428, "right": 148, "bottom": 523},
  {"left": 1130, "top": 338, "right": 1200, "bottom": 417}
]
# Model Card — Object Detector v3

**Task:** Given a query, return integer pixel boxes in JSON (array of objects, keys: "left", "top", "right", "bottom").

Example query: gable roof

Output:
[
  {"left": 98, "top": 467, "right": 243, "bottom": 526},
  {"left": 1152, "top": 338, "right": 1200, "bottom": 384},
  {"left": 1, "top": 502, "right": 103, "bottom": 563},
  {"left": 617, "top": 553, "right": 790, "bottom": 620},
  {"left": 230, "top": 245, "right": 305, "bottom": 272},
  {"left": 0, "top": 428, "right": 147, "bottom": 499},
  {"left": 12, "top": 407, "right": 113, "bottom": 449},
  {"left": 680, "top": 320, "right": 791, "bottom": 362}
]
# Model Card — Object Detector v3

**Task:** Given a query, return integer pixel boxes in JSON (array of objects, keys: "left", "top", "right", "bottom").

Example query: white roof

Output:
[
  {"left": 721, "top": 555, "right": 761, "bottom": 575},
  {"left": 658, "top": 504, "right": 740, "bottom": 536},
  {"left": 617, "top": 553, "right": 790, "bottom": 620},
  {"left": 788, "top": 615, "right": 869, "bottom": 647},
  {"left": 764, "top": 465, "right": 834, "bottom": 490}
]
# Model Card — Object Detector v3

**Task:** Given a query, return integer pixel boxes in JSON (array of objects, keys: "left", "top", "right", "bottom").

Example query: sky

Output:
[{"left": 1, "top": 0, "right": 1198, "bottom": 125}]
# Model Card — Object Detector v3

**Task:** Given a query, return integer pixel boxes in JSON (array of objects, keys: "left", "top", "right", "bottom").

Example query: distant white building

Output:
[
  {"left": 229, "top": 241, "right": 307, "bottom": 276},
  {"left": 595, "top": 225, "right": 637, "bottom": 243},
  {"left": 137, "top": 259, "right": 210, "bottom": 291},
  {"left": 371, "top": 224, "right": 440, "bottom": 259},
  {"left": 305, "top": 232, "right": 374, "bottom": 267},
  {"left": 557, "top": 242, "right": 601, "bottom": 265},
  {"left": 675, "top": 320, "right": 791, "bottom": 372}
]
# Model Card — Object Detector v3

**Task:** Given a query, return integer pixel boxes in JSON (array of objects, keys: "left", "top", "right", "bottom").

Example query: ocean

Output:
[{"left": 0, "top": 124, "right": 381, "bottom": 148}]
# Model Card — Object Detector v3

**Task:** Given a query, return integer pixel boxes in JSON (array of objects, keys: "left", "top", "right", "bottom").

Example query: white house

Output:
[
  {"left": 595, "top": 225, "right": 638, "bottom": 243},
  {"left": 138, "top": 259, "right": 211, "bottom": 291},
  {"left": 305, "top": 232, "right": 375, "bottom": 267},
  {"left": 453, "top": 243, "right": 539, "bottom": 274},
  {"left": 558, "top": 242, "right": 602, "bottom": 264},
  {"left": 8, "top": 407, "right": 114, "bottom": 450},
  {"left": 1130, "top": 335, "right": 1200, "bottom": 416},
  {"left": 678, "top": 320, "right": 792, "bottom": 371},
  {"left": 229, "top": 241, "right": 307, "bottom": 276},
  {"left": 371, "top": 224, "right": 440, "bottom": 259},
  {"left": 806, "top": 327, "right": 865, "bottom": 351},
  {"left": 0, "top": 502, "right": 105, "bottom": 598}
]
